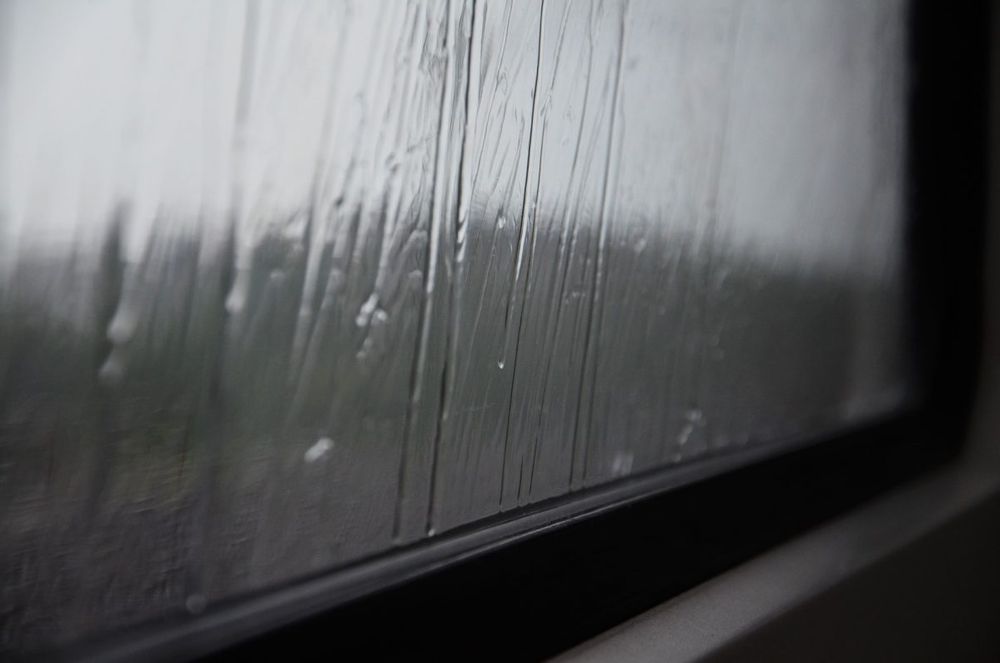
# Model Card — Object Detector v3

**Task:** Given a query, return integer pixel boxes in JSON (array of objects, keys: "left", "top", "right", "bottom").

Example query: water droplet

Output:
[
  {"left": 106, "top": 306, "right": 138, "bottom": 345},
  {"left": 355, "top": 293, "right": 379, "bottom": 327},
  {"left": 611, "top": 451, "right": 634, "bottom": 477},
  {"left": 185, "top": 594, "right": 206, "bottom": 615},
  {"left": 304, "top": 437, "right": 334, "bottom": 463},
  {"left": 224, "top": 270, "right": 249, "bottom": 315},
  {"left": 98, "top": 354, "right": 126, "bottom": 386},
  {"left": 677, "top": 409, "right": 704, "bottom": 446}
]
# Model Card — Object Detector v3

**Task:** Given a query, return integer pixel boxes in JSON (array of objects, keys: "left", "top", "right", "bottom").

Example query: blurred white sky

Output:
[{"left": 1, "top": 0, "right": 906, "bottom": 276}]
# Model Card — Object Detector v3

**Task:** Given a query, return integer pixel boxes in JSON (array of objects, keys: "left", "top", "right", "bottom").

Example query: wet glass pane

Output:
[{"left": 0, "top": 0, "right": 909, "bottom": 652}]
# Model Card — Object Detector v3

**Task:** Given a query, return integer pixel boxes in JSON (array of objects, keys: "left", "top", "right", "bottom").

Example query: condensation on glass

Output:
[{"left": 0, "top": 0, "right": 909, "bottom": 652}]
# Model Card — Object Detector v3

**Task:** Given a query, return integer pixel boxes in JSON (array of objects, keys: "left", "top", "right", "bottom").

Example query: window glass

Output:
[{"left": 0, "top": 0, "right": 908, "bottom": 652}]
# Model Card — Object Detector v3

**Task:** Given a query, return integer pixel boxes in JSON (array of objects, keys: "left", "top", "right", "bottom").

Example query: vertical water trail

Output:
[
  {"left": 427, "top": 0, "right": 478, "bottom": 537},
  {"left": 572, "top": 0, "right": 628, "bottom": 489}
]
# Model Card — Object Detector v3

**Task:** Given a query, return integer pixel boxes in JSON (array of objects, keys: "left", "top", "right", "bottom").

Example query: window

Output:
[{"left": 1, "top": 0, "right": 967, "bottom": 658}]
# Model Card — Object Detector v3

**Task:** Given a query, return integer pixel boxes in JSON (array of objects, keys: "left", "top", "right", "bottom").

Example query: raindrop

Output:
[
  {"left": 304, "top": 437, "right": 334, "bottom": 463},
  {"left": 185, "top": 594, "right": 207, "bottom": 615}
]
